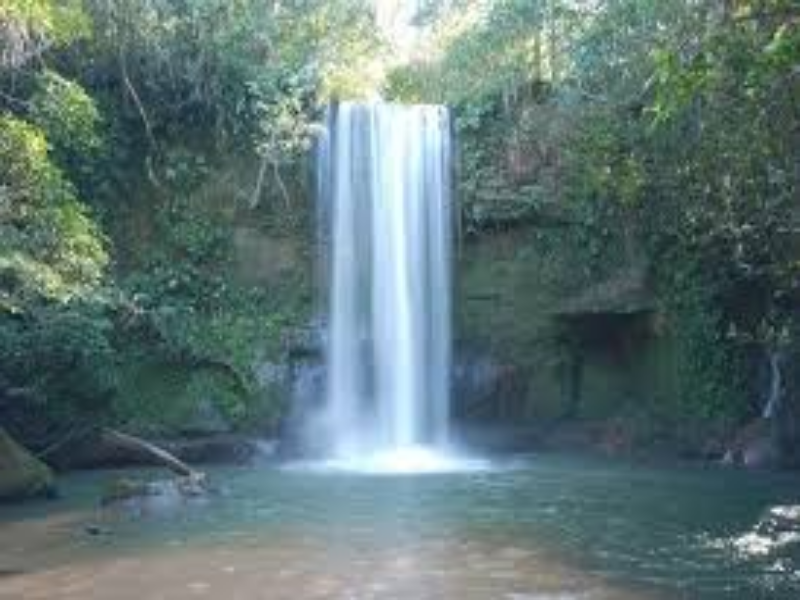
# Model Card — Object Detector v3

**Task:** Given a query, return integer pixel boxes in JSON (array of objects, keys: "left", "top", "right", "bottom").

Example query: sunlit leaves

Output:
[
  {"left": 0, "top": 115, "right": 107, "bottom": 310},
  {"left": 76, "top": 0, "right": 382, "bottom": 186},
  {"left": 0, "top": 115, "right": 54, "bottom": 203},
  {"left": 0, "top": 0, "right": 90, "bottom": 68},
  {"left": 30, "top": 70, "right": 103, "bottom": 159},
  {"left": 387, "top": 0, "right": 559, "bottom": 105}
]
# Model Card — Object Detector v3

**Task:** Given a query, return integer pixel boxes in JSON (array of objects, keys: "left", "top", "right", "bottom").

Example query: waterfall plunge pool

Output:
[
  {"left": 285, "top": 445, "right": 493, "bottom": 475},
  {"left": 2, "top": 454, "right": 800, "bottom": 599}
]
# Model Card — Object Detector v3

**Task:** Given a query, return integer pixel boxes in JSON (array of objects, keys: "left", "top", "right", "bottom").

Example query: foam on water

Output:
[{"left": 286, "top": 445, "right": 492, "bottom": 476}]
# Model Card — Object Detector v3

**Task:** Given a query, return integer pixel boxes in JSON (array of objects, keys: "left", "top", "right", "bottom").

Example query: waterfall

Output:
[
  {"left": 763, "top": 350, "right": 784, "bottom": 420},
  {"left": 315, "top": 102, "right": 453, "bottom": 466}
]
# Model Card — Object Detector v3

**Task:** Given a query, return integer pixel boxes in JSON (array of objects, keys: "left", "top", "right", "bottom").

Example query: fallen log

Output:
[{"left": 102, "top": 428, "right": 205, "bottom": 483}]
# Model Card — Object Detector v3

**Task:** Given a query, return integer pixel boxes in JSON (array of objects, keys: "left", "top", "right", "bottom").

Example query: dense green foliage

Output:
[
  {"left": 0, "top": 0, "right": 379, "bottom": 440},
  {"left": 1, "top": 0, "right": 798, "bottom": 449},
  {"left": 392, "top": 0, "right": 799, "bottom": 429}
]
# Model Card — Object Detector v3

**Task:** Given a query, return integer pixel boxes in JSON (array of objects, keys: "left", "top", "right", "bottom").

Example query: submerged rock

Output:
[
  {"left": 101, "top": 475, "right": 210, "bottom": 513},
  {"left": 84, "top": 524, "right": 111, "bottom": 536},
  {"left": 0, "top": 427, "right": 56, "bottom": 502}
]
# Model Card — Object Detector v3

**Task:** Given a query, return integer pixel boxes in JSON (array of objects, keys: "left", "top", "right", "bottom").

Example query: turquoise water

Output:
[{"left": 1, "top": 454, "right": 799, "bottom": 599}]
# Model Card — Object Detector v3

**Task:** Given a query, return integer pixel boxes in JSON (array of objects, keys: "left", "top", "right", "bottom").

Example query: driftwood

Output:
[{"left": 102, "top": 428, "right": 205, "bottom": 483}]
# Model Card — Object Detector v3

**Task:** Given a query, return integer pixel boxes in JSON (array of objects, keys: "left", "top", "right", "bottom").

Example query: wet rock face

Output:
[
  {"left": 275, "top": 329, "right": 533, "bottom": 455},
  {"left": 257, "top": 323, "right": 327, "bottom": 457},
  {"left": 722, "top": 341, "right": 800, "bottom": 470},
  {"left": 779, "top": 328, "right": 800, "bottom": 467},
  {"left": 451, "top": 350, "right": 527, "bottom": 422},
  {"left": 723, "top": 419, "right": 781, "bottom": 470},
  {"left": 743, "top": 433, "right": 781, "bottom": 469},
  {"left": 282, "top": 321, "right": 327, "bottom": 361},
  {"left": 452, "top": 354, "right": 504, "bottom": 410},
  {"left": 0, "top": 427, "right": 56, "bottom": 502},
  {"left": 278, "top": 360, "right": 327, "bottom": 457}
]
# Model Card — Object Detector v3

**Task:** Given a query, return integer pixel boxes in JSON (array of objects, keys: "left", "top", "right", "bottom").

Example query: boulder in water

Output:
[{"left": 0, "top": 427, "right": 56, "bottom": 502}]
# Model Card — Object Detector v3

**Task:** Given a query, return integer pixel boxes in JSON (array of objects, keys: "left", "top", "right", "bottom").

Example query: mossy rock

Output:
[{"left": 0, "top": 428, "right": 56, "bottom": 501}]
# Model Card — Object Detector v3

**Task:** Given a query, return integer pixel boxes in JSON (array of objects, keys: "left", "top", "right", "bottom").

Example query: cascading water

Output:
[
  {"left": 762, "top": 349, "right": 784, "bottom": 420},
  {"left": 313, "top": 101, "right": 458, "bottom": 472}
]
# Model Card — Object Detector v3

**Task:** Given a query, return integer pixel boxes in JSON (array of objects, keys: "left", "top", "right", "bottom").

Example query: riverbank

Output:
[{"left": 3, "top": 415, "right": 792, "bottom": 508}]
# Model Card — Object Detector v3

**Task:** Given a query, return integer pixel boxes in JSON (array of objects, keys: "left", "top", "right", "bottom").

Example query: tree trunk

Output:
[{"left": 102, "top": 428, "right": 205, "bottom": 482}]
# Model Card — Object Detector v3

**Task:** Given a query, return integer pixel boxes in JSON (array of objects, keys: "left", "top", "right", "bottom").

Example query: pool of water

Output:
[{"left": 1, "top": 453, "right": 799, "bottom": 599}]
